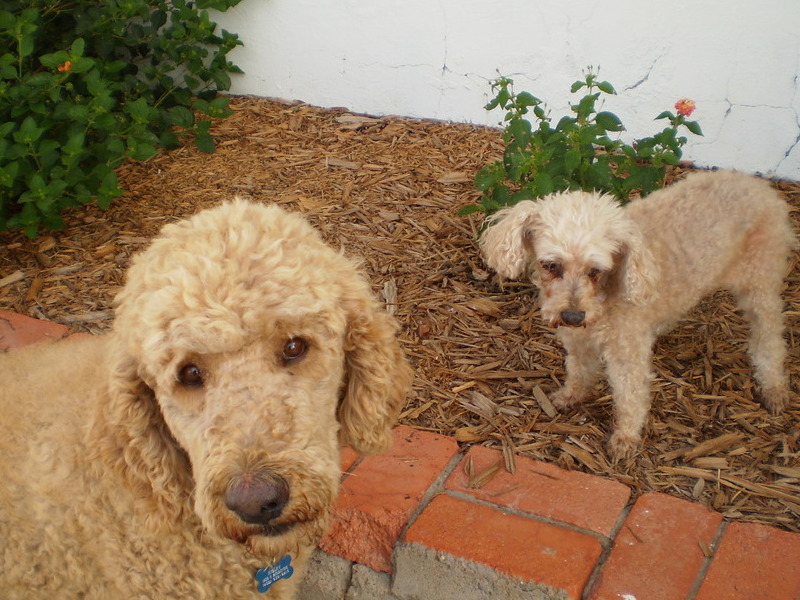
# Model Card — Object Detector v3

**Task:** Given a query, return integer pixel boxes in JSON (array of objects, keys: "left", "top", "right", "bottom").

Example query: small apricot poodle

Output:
[
  {"left": 480, "top": 170, "right": 796, "bottom": 458},
  {"left": 0, "top": 200, "right": 413, "bottom": 598}
]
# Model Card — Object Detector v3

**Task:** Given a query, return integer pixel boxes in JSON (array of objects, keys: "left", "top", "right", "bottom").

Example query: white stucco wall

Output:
[{"left": 213, "top": 1, "right": 800, "bottom": 180}]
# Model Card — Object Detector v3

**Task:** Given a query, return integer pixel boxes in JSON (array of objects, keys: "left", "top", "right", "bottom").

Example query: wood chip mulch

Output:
[{"left": 1, "top": 97, "right": 798, "bottom": 531}]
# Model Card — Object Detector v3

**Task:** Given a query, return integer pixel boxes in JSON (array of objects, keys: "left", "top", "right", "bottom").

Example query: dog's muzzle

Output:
[{"left": 559, "top": 310, "right": 586, "bottom": 327}]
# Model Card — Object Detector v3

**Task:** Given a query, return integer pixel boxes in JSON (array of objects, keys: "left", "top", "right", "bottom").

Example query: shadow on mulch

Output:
[{"left": 1, "top": 97, "right": 798, "bottom": 531}]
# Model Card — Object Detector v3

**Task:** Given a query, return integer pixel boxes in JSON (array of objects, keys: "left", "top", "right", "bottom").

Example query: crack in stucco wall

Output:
[
  {"left": 776, "top": 74, "right": 800, "bottom": 172},
  {"left": 624, "top": 61, "right": 656, "bottom": 92}
]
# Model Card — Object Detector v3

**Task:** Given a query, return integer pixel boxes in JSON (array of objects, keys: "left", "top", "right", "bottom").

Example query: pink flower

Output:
[{"left": 675, "top": 98, "right": 696, "bottom": 117}]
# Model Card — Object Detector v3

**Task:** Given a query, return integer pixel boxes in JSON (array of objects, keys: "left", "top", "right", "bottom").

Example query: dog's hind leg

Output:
[
  {"left": 730, "top": 212, "right": 794, "bottom": 415},
  {"left": 735, "top": 284, "right": 791, "bottom": 415},
  {"left": 551, "top": 327, "right": 602, "bottom": 410}
]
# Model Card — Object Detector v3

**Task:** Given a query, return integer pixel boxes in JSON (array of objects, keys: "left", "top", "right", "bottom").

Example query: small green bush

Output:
[
  {"left": 0, "top": 0, "right": 244, "bottom": 237},
  {"left": 462, "top": 68, "right": 702, "bottom": 216}
]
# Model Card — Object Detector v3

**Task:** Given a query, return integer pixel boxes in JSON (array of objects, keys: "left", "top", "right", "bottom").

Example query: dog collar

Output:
[{"left": 255, "top": 554, "right": 294, "bottom": 593}]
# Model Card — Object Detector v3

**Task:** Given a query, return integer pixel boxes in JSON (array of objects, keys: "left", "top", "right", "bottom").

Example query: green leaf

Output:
[
  {"left": 167, "top": 105, "right": 195, "bottom": 128},
  {"left": 14, "top": 117, "right": 44, "bottom": 144},
  {"left": 660, "top": 151, "right": 681, "bottom": 166},
  {"left": 564, "top": 148, "right": 581, "bottom": 174},
  {"left": 0, "top": 121, "right": 15, "bottom": 138},
  {"left": 490, "top": 184, "right": 512, "bottom": 208},
  {"left": 211, "top": 69, "right": 232, "bottom": 91},
  {"left": 555, "top": 116, "right": 576, "bottom": 132},
  {"left": 127, "top": 137, "right": 158, "bottom": 161},
  {"left": 654, "top": 111, "right": 673, "bottom": 121},
  {"left": 41, "top": 209, "right": 65, "bottom": 232},
  {"left": 70, "top": 38, "right": 85, "bottom": 58},
  {"left": 508, "top": 117, "right": 532, "bottom": 147},
  {"left": 206, "top": 95, "right": 233, "bottom": 118},
  {"left": 97, "top": 171, "right": 123, "bottom": 209},
  {"left": 125, "top": 98, "right": 157, "bottom": 124},
  {"left": 194, "top": 132, "right": 215, "bottom": 153},
  {"left": 38, "top": 139, "right": 60, "bottom": 169},
  {"left": 684, "top": 120, "right": 703, "bottom": 136},
  {"left": 40, "top": 51, "right": 71, "bottom": 69},
  {"left": 194, "top": 119, "right": 212, "bottom": 134},
  {"left": 67, "top": 57, "right": 95, "bottom": 74},
  {"left": 572, "top": 94, "right": 599, "bottom": 119},
  {"left": 595, "top": 136, "right": 621, "bottom": 152},
  {"left": 0, "top": 54, "right": 16, "bottom": 79},
  {"left": 585, "top": 161, "right": 613, "bottom": 190},
  {"left": 102, "top": 136, "right": 126, "bottom": 160},
  {"left": 474, "top": 164, "right": 504, "bottom": 191},
  {"left": 150, "top": 9, "right": 167, "bottom": 29},
  {"left": 0, "top": 161, "right": 19, "bottom": 187},
  {"left": 533, "top": 173, "right": 554, "bottom": 196},
  {"left": 67, "top": 104, "right": 91, "bottom": 122},
  {"left": 510, "top": 188, "right": 536, "bottom": 203},
  {"left": 19, "top": 34, "right": 36, "bottom": 58},
  {"left": 496, "top": 87, "right": 510, "bottom": 109},
  {"left": 0, "top": 10, "right": 15, "bottom": 31},
  {"left": 503, "top": 147, "right": 528, "bottom": 182},
  {"left": 515, "top": 91, "right": 540, "bottom": 108},
  {"left": 595, "top": 111, "right": 624, "bottom": 132},
  {"left": 457, "top": 204, "right": 484, "bottom": 216},
  {"left": 63, "top": 133, "right": 85, "bottom": 155},
  {"left": 159, "top": 131, "right": 180, "bottom": 149},
  {"left": 596, "top": 80, "right": 616, "bottom": 95},
  {"left": 27, "top": 172, "right": 46, "bottom": 195}
]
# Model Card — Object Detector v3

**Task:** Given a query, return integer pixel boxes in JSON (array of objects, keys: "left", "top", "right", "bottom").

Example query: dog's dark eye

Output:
[
  {"left": 177, "top": 363, "right": 204, "bottom": 387},
  {"left": 542, "top": 262, "right": 563, "bottom": 278},
  {"left": 587, "top": 268, "right": 602, "bottom": 281},
  {"left": 282, "top": 337, "right": 308, "bottom": 363}
]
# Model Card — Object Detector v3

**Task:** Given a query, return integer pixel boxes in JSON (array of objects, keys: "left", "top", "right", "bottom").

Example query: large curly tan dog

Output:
[
  {"left": 0, "top": 200, "right": 413, "bottom": 598},
  {"left": 480, "top": 170, "right": 796, "bottom": 459}
]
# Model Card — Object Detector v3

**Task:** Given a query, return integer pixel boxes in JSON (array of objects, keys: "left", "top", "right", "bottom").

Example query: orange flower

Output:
[
  {"left": 674, "top": 98, "right": 696, "bottom": 117},
  {"left": 57, "top": 61, "right": 72, "bottom": 72}
]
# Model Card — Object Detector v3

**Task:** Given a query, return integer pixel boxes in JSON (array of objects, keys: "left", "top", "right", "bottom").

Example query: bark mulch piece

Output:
[{"left": 2, "top": 97, "right": 798, "bottom": 531}]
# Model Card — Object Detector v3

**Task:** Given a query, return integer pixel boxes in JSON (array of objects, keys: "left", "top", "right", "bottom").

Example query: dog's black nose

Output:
[
  {"left": 560, "top": 310, "right": 586, "bottom": 327},
  {"left": 226, "top": 472, "right": 290, "bottom": 525}
]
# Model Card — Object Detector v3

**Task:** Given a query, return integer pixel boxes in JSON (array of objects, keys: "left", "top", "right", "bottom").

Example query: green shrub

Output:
[
  {"left": 462, "top": 68, "right": 702, "bottom": 216},
  {"left": 0, "top": 0, "right": 244, "bottom": 237}
]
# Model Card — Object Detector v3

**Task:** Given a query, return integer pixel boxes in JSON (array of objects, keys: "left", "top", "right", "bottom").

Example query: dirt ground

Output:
[{"left": 1, "top": 96, "right": 798, "bottom": 531}]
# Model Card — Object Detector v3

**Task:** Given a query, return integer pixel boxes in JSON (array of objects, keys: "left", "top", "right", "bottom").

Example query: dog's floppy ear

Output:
[
  {"left": 338, "top": 286, "right": 413, "bottom": 455},
  {"left": 90, "top": 337, "right": 194, "bottom": 521},
  {"left": 479, "top": 200, "right": 540, "bottom": 279},
  {"left": 614, "top": 228, "right": 659, "bottom": 305}
]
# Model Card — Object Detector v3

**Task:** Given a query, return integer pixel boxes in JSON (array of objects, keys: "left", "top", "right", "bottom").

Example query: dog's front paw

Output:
[
  {"left": 550, "top": 387, "right": 586, "bottom": 411},
  {"left": 608, "top": 431, "right": 641, "bottom": 461}
]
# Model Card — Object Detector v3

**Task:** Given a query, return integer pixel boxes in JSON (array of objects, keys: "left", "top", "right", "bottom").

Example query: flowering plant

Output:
[
  {"left": 461, "top": 68, "right": 703, "bottom": 216},
  {"left": 0, "top": 0, "right": 243, "bottom": 237}
]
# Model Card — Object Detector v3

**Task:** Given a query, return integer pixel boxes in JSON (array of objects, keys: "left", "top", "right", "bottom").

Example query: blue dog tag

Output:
[{"left": 255, "top": 554, "right": 294, "bottom": 593}]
